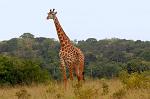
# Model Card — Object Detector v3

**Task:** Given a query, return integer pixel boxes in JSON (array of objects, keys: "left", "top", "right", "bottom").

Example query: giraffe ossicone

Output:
[{"left": 47, "top": 9, "right": 85, "bottom": 88}]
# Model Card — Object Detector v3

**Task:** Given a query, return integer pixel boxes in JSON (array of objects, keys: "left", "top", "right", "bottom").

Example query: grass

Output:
[{"left": 0, "top": 79, "right": 149, "bottom": 99}]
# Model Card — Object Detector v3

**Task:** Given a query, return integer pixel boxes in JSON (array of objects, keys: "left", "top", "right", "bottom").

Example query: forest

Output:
[{"left": 0, "top": 33, "right": 150, "bottom": 85}]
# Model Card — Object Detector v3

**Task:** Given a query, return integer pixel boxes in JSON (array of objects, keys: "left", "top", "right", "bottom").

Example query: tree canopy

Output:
[{"left": 0, "top": 33, "right": 149, "bottom": 85}]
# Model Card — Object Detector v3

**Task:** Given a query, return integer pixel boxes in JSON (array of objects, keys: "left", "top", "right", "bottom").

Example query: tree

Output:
[
  {"left": 139, "top": 50, "right": 150, "bottom": 61},
  {"left": 86, "top": 38, "right": 97, "bottom": 43},
  {"left": 0, "top": 33, "right": 150, "bottom": 80},
  {"left": 20, "top": 33, "right": 34, "bottom": 39},
  {"left": 126, "top": 58, "right": 149, "bottom": 74}
]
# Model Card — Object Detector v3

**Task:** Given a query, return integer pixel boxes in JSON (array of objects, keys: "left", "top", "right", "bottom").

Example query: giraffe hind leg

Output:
[
  {"left": 74, "top": 64, "right": 80, "bottom": 81},
  {"left": 79, "top": 59, "right": 85, "bottom": 81}
]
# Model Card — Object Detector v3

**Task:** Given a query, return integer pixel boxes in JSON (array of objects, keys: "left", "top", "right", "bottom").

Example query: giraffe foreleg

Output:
[
  {"left": 60, "top": 57, "right": 67, "bottom": 88},
  {"left": 68, "top": 62, "right": 74, "bottom": 81}
]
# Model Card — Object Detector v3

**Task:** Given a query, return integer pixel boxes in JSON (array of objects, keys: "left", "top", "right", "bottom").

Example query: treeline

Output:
[{"left": 0, "top": 33, "right": 150, "bottom": 85}]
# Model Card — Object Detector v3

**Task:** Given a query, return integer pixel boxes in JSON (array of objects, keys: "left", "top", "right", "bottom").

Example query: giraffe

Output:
[{"left": 47, "top": 9, "right": 85, "bottom": 87}]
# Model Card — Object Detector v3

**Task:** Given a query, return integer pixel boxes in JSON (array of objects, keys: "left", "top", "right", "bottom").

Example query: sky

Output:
[{"left": 0, "top": 0, "right": 150, "bottom": 41}]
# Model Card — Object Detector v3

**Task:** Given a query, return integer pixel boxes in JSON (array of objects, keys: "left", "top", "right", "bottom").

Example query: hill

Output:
[{"left": 0, "top": 33, "right": 150, "bottom": 84}]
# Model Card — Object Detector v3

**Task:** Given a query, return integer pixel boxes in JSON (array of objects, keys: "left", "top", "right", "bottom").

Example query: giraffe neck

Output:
[{"left": 53, "top": 16, "right": 71, "bottom": 47}]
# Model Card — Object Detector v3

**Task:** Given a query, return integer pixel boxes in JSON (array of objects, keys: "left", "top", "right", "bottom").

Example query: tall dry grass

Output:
[{"left": 0, "top": 79, "right": 149, "bottom": 99}]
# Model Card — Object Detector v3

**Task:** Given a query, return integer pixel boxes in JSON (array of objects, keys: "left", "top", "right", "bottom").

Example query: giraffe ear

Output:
[{"left": 55, "top": 12, "right": 57, "bottom": 14}]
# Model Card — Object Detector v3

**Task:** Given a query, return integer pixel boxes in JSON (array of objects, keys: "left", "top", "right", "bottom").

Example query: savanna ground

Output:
[{"left": 0, "top": 76, "right": 149, "bottom": 99}]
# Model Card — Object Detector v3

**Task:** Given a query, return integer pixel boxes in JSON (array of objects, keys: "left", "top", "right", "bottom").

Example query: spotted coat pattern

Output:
[{"left": 47, "top": 9, "right": 85, "bottom": 87}]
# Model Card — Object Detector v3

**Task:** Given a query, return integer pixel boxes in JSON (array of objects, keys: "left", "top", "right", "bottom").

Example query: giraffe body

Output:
[
  {"left": 60, "top": 44, "right": 84, "bottom": 79},
  {"left": 47, "top": 9, "right": 85, "bottom": 87}
]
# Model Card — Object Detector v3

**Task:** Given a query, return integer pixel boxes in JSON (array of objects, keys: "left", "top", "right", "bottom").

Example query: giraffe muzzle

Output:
[{"left": 47, "top": 16, "right": 50, "bottom": 20}]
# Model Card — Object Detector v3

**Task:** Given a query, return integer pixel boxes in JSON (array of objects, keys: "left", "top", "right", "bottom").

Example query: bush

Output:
[
  {"left": 101, "top": 78, "right": 109, "bottom": 95},
  {"left": 21, "top": 60, "right": 50, "bottom": 84},
  {"left": 0, "top": 55, "right": 50, "bottom": 85},
  {"left": 73, "top": 82, "right": 99, "bottom": 99},
  {"left": 46, "top": 81, "right": 65, "bottom": 99},
  {"left": 16, "top": 89, "right": 31, "bottom": 99},
  {"left": 119, "top": 71, "right": 150, "bottom": 89},
  {"left": 46, "top": 81, "right": 57, "bottom": 94},
  {"left": 101, "top": 82, "right": 109, "bottom": 95},
  {"left": 112, "top": 88, "right": 126, "bottom": 99}
]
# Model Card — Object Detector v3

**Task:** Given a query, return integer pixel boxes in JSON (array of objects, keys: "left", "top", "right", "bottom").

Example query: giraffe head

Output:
[{"left": 47, "top": 9, "right": 57, "bottom": 20}]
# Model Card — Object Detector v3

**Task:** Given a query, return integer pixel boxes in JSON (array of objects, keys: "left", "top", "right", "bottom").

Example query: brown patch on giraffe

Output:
[
  {"left": 61, "top": 47, "right": 65, "bottom": 51},
  {"left": 59, "top": 36, "right": 63, "bottom": 40},
  {"left": 65, "top": 41, "right": 68, "bottom": 45},
  {"left": 62, "top": 44, "right": 65, "bottom": 47},
  {"left": 58, "top": 33, "right": 62, "bottom": 37},
  {"left": 64, "top": 52, "right": 68, "bottom": 56},
  {"left": 57, "top": 28, "right": 61, "bottom": 33},
  {"left": 66, "top": 44, "right": 70, "bottom": 48}
]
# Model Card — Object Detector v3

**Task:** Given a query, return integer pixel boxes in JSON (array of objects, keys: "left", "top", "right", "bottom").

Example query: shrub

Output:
[
  {"left": 0, "top": 55, "right": 50, "bottom": 85},
  {"left": 119, "top": 71, "right": 150, "bottom": 89},
  {"left": 46, "top": 81, "right": 57, "bottom": 94},
  {"left": 46, "top": 81, "right": 65, "bottom": 99},
  {"left": 112, "top": 88, "right": 126, "bottom": 99},
  {"left": 16, "top": 89, "right": 31, "bottom": 99},
  {"left": 101, "top": 82, "right": 109, "bottom": 95},
  {"left": 73, "top": 82, "right": 99, "bottom": 99}
]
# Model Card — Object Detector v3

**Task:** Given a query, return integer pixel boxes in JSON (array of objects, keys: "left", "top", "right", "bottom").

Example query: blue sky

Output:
[{"left": 0, "top": 0, "right": 150, "bottom": 41}]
